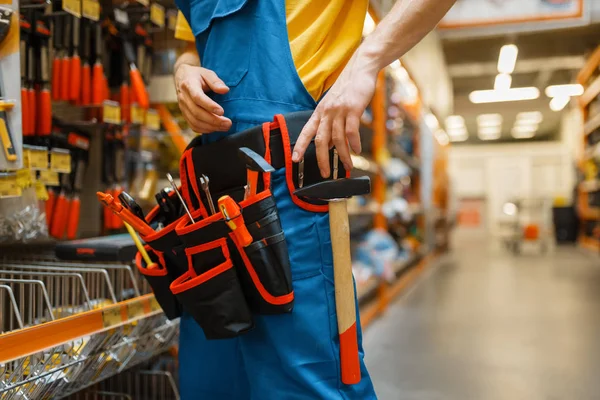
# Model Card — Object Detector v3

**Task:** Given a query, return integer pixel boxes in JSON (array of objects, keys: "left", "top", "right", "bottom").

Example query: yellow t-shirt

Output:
[{"left": 175, "top": 1, "right": 368, "bottom": 100}]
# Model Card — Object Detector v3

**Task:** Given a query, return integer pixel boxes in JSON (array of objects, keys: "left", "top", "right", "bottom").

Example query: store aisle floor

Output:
[{"left": 363, "top": 230, "right": 600, "bottom": 400}]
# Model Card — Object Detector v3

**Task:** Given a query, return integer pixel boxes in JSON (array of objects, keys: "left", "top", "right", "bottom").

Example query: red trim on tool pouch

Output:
[
  {"left": 230, "top": 232, "right": 295, "bottom": 306},
  {"left": 262, "top": 122, "right": 272, "bottom": 189},
  {"left": 176, "top": 207, "right": 224, "bottom": 235},
  {"left": 146, "top": 204, "right": 160, "bottom": 223},
  {"left": 239, "top": 188, "right": 271, "bottom": 209},
  {"left": 170, "top": 260, "right": 233, "bottom": 294},
  {"left": 183, "top": 238, "right": 230, "bottom": 278},
  {"left": 274, "top": 114, "right": 328, "bottom": 213},
  {"left": 135, "top": 246, "right": 168, "bottom": 277},
  {"left": 141, "top": 215, "right": 183, "bottom": 243}
]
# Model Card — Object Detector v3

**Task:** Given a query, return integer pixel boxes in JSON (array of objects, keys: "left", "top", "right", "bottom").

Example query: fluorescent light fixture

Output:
[
  {"left": 477, "top": 113, "right": 503, "bottom": 127},
  {"left": 450, "top": 133, "right": 468, "bottom": 142},
  {"left": 512, "top": 124, "right": 536, "bottom": 134},
  {"left": 435, "top": 129, "right": 450, "bottom": 146},
  {"left": 498, "top": 44, "right": 518, "bottom": 74},
  {"left": 469, "top": 87, "right": 540, "bottom": 104},
  {"left": 478, "top": 126, "right": 501, "bottom": 135},
  {"left": 446, "top": 115, "right": 465, "bottom": 128},
  {"left": 363, "top": 13, "right": 376, "bottom": 36},
  {"left": 494, "top": 73, "right": 512, "bottom": 91},
  {"left": 516, "top": 111, "right": 543, "bottom": 124},
  {"left": 545, "top": 84, "right": 584, "bottom": 98},
  {"left": 448, "top": 126, "right": 468, "bottom": 141},
  {"left": 550, "top": 95, "right": 570, "bottom": 112},
  {"left": 511, "top": 126, "right": 536, "bottom": 139},
  {"left": 479, "top": 132, "right": 501, "bottom": 140}
]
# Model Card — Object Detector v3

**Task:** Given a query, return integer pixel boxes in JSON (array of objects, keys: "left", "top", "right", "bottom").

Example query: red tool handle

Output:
[
  {"left": 52, "top": 57, "right": 61, "bottom": 101},
  {"left": 50, "top": 192, "right": 69, "bottom": 239},
  {"left": 66, "top": 196, "right": 81, "bottom": 239},
  {"left": 218, "top": 196, "right": 253, "bottom": 247},
  {"left": 81, "top": 64, "right": 91, "bottom": 105},
  {"left": 92, "top": 63, "right": 104, "bottom": 105},
  {"left": 69, "top": 55, "right": 81, "bottom": 102},
  {"left": 45, "top": 189, "right": 56, "bottom": 231},
  {"left": 27, "top": 88, "right": 35, "bottom": 136},
  {"left": 21, "top": 88, "right": 31, "bottom": 136},
  {"left": 60, "top": 56, "right": 71, "bottom": 101},
  {"left": 120, "top": 83, "right": 130, "bottom": 123},
  {"left": 130, "top": 67, "right": 149, "bottom": 109},
  {"left": 110, "top": 188, "right": 123, "bottom": 229},
  {"left": 38, "top": 89, "right": 52, "bottom": 136}
]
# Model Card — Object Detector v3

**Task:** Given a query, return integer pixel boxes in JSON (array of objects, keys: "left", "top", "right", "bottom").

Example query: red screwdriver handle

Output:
[
  {"left": 130, "top": 67, "right": 149, "bottom": 109},
  {"left": 66, "top": 196, "right": 81, "bottom": 239},
  {"left": 69, "top": 55, "right": 81, "bottom": 102},
  {"left": 52, "top": 57, "right": 61, "bottom": 101}
]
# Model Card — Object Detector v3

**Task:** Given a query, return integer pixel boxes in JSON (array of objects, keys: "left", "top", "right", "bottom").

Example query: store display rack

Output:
[{"left": 577, "top": 45, "right": 600, "bottom": 251}]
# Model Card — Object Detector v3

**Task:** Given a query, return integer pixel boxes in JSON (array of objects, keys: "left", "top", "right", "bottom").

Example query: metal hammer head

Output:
[
  {"left": 294, "top": 176, "right": 371, "bottom": 200},
  {"left": 238, "top": 147, "right": 275, "bottom": 173}
]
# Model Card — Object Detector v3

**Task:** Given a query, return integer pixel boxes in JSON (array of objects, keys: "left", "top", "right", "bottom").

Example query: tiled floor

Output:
[{"left": 364, "top": 230, "right": 600, "bottom": 400}]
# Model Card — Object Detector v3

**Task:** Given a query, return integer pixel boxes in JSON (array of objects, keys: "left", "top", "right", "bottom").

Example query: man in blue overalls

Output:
[{"left": 173, "top": 0, "right": 456, "bottom": 398}]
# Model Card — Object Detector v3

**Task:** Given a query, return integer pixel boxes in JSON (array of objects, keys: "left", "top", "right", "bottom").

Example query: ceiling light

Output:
[
  {"left": 550, "top": 95, "right": 570, "bottom": 112},
  {"left": 478, "top": 126, "right": 501, "bottom": 135},
  {"left": 479, "top": 132, "right": 501, "bottom": 141},
  {"left": 477, "top": 113, "right": 503, "bottom": 127},
  {"left": 512, "top": 124, "right": 537, "bottom": 133},
  {"left": 446, "top": 115, "right": 465, "bottom": 128},
  {"left": 469, "top": 87, "right": 540, "bottom": 104},
  {"left": 450, "top": 133, "right": 468, "bottom": 142},
  {"left": 516, "top": 111, "right": 543, "bottom": 124},
  {"left": 497, "top": 44, "right": 518, "bottom": 74},
  {"left": 448, "top": 126, "right": 468, "bottom": 141},
  {"left": 494, "top": 73, "right": 512, "bottom": 91},
  {"left": 511, "top": 126, "right": 536, "bottom": 139},
  {"left": 545, "top": 84, "right": 584, "bottom": 98},
  {"left": 363, "top": 13, "right": 376, "bottom": 36}
]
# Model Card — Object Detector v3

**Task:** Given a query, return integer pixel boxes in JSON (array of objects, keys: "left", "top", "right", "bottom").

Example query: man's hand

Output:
[
  {"left": 292, "top": 54, "right": 378, "bottom": 178},
  {"left": 175, "top": 64, "right": 232, "bottom": 133}
]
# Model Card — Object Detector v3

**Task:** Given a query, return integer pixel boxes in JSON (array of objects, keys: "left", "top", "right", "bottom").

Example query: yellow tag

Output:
[
  {"left": 102, "top": 307, "right": 123, "bottom": 328},
  {"left": 50, "top": 151, "right": 72, "bottom": 173},
  {"left": 16, "top": 169, "right": 33, "bottom": 188},
  {"left": 35, "top": 180, "right": 49, "bottom": 201},
  {"left": 131, "top": 104, "right": 146, "bottom": 125},
  {"left": 136, "top": 0, "right": 149, "bottom": 6},
  {"left": 145, "top": 109, "right": 160, "bottom": 131},
  {"left": 149, "top": 296, "right": 160, "bottom": 312},
  {"left": 168, "top": 12, "right": 177, "bottom": 30},
  {"left": 103, "top": 101, "right": 121, "bottom": 124},
  {"left": 0, "top": 175, "right": 22, "bottom": 198},
  {"left": 150, "top": 3, "right": 165, "bottom": 28},
  {"left": 39, "top": 170, "right": 60, "bottom": 186},
  {"left": 82, "top": 0, "right": 100, "bottom": 21},
  {"left": 127, "top": 300, "right": 145, "bottom": 319},
  {"left": 22, "top": 150, "right": 30, "bottom": 168},
  {"left": 28, "top": 148, "right": 49, "bottom": 170},
  {"left": 63, "top": 0, "right": 82, "bottom": 18}
]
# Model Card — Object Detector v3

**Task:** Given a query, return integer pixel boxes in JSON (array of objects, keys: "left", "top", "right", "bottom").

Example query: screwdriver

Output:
[
  {"left": 19, "top": 20, "right": 31, "bottom": 140},
  {"left": 37, "top": 23, "right": 52, "bottom": 146},
  {"left": 66, "top": 154, "right": 86, "bottom": 240},
  {"left": 120, "top": 54, "right": 130, "bottom": 122},
  {"left": 80, "top": 21, "right": 91, "bottom": 105},
  {"left": 69, "top": 17, "right": 81, "bottom": 102},
  {"left": 123, "top": 36, "right": 149, "bottom": 109},
  {"left": 97, "top": 191, "right": 155, "bottom": 236},
  {"left": 166, "top": 173, "right": 194, "bottom": 223},
  {"left": 92, "top": 22, "right": 104, "bottom": 105},
  {"left": 51, "top": 16, "right": 62, "bottom": 101},
  {"left": 26, "top": 35, "right": 35, "bottom": 142},
  {"left": 59, "top": 16, "right": 71, "bottom": 102}
]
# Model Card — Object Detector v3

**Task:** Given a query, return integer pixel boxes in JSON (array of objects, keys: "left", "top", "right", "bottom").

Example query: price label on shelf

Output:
[
  {"left": 150, "top": 3, "right": 165, "bottom": 28},
  {"left": 63, "top": 0, "right": 82, "bottom": 18},
  {"left": 15, "top": 169, "right": 33, "bottom": 188},
  {"left": 167, "top": 11, "right": 177, "bottom": 30},
  {"left": 131, "top": 104, "right": 146, "bottom": 125},
  {"left": 145, "top": 109, "right": 160, "bottom": 131},
  {"left": 103, "top": 101, "right": 122, "bottom": 124},
  {"left": 50, "top": 150, "right": 72, "bottom": 173},
  {"left": 0, "top": 174, "right": 22, "bottom": 198},
  {"left": 34, "top": 181, "right": 49, "bottom": 201},
  {"left": 82, "top": 0, "right": 100, "bottom": 21},
  {"left": 149, "top": 296, "right": 161, "bottom": 312},
  {"left": 27, "top": 148, "right": 49, "bottom": 170},
  {"left": 127, "top": 300, "right": 145, "bottom": 319},
  {"left": 102, "top": 307, "right": 123, "bottom": 327},
  {"left": 38, "top": 170, "right": 60, "bottom": 186}
]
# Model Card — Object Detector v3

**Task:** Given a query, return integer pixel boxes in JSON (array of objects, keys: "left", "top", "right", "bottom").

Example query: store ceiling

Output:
[{"left": 440, "top": 23, "right": 600, "bottom": 144}]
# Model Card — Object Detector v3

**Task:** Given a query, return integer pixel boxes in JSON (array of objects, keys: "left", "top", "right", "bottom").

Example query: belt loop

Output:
[{"left": 262, "top": 122, "right": 272, "bottom": 189}]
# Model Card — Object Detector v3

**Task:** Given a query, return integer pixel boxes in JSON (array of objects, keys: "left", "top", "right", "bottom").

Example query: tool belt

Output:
[{"left": 135, "top": 111, "right": 348, "bottom": 339}]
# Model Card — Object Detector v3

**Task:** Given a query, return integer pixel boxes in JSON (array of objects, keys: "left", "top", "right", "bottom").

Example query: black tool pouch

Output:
[
  {"left": 174, "top": 215, "right": 254, "bottom": 339},
  {"left": 135, "top": 246, "right": 182, "bottom": 320}
]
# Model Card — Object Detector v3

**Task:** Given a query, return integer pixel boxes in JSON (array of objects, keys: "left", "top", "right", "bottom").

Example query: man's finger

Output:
[
  {"left": 292, "top": 113, "right": 320, "bottom": 162},
  {"left": 315, "top": 117, "right": 332, "bottom": 178},
  {"left": 332, "top": 116, "right": 352, "bottom": 172},
  {"left": 200, "top": 68, "right": 230, "bottom": 95},
  {"left": 180, "top": 92, "right": 232, "bottom": 130},
  {"left": 181, "top": 79, "right": 225, "bottom": 116},
  {"left": 345, "top": 114, "right": 362, "bottom": 154},
  {"left": 180, "top": 101, "right": 225, "bottom": 133}
]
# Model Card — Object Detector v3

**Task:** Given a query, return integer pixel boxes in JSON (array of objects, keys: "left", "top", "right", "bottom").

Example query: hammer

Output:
[
  {"left": 294, "top": 152, "right": 370, "bottom": 385},
  {"left": 238, "top": 147, "right": 275, "bottom": 199}
]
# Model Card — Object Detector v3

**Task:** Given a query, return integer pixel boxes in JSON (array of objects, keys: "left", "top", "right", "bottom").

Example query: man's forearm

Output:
[
  {"left": 174, "top": 44, "right": 200, "bottom": 87},
  {"left": 358, "top": 0, "right": 457, "bottom": 73}
]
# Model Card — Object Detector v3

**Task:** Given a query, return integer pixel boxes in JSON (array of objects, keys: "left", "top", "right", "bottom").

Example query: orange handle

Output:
[
  {"left": 120, "top": 84, "right": 130, "bottom": 123},
  {"left": 103, "top": 196, "right": 113, "bottom": 230},
  {"left": 66, "top": 197, "right": 81, "bottom": 239},
  {"left": 45, "top": 189, "right": 56, "bottom": 231},
  {"left": 92, "top": 63, "right": 104, "bottom": 105},
  {"left": 27, "top": 88, "right": 35, "bottom": 136},
  {"left": 81, "top": 64, "right": 91, "bottom": 105},
  {"left": 38, "top": 89, "right": 52, "bottom": 136},
  {"left": 102, "top": 74, "right": 109, "bottom": 105},
  {"left": 97, "top": 191, "right": 155, "bottom": 236},
  {"left": 52, "top": 57, "right": 61, "bottom": 101},
  {"left": 110, "top": 188, "right": 123, "bottom": 229},
  {"left": 69, "top": 55, "right": 81, "bottom": 102},
  {"left": 50, "top": 193, "right": 69, "bottom": 239},
  {"left": 247, "top": 170, "right": 259, "bottom": 197},
  {"left": 60, "top": 57, "right": 71, "bottom": 101},
  {"left": 218, "top": 196, "right": 253, "bottom": 247},
  {"left": 130, "top": 68, "right": 149, "bottom": 109},
  {"left": 21, "top": 88, "right": 31, "bottom": 136}
]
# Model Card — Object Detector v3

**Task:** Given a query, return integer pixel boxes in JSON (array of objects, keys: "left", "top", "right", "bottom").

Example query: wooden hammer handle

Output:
[{"left": 329, "top": 200, "right": 361, "bottom": 385}]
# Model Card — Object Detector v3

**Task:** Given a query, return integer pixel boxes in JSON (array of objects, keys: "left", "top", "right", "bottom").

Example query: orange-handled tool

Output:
[
  {"left": 218, "top": 195, "right": 253, "bottom": 247},
  {"left": 38, "top": 41, "right": 52, "bottom": 138},
  {"left": 26, "top": 43, "right": 35, "bottom": 138},
  {"left": 50, "top": 175, "right": 70, "bottom": 239},
  {"left": 66, "top": 196, "right": 80, "bottom": 240},
  {"left": 59, "top": 16, "right": 71, "bottom": 101},
  {"left": 69, "top": 18, "right": 81, "bottom": 102},
  {"left": 51, "top": 18, "right": 62, "bottom": 101},
  {"left": 123, "top": 40, "right": 149, "bottom": 109},
  {"left": 45, "top": 188, "right": 56, "bottom": 230},
  {"left": 91, "top": 23, "right": 104, "bottom": 105},
  {"left": 96, "top": 191, "right": 155, "bottom": 236},
  {"left": 19, "top": 37, "right": 31, "bottom": 137}
]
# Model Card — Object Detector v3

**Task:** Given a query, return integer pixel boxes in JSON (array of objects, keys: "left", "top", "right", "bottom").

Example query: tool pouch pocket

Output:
[
  {"left": 170, "top": 238, "right": 254, "bottom": 340},
  {"left": 234, "top": 190, "right": 294, "bottom": 314},
  {"left": 135, "top": 246, "right": 182, "bottom": 320}
]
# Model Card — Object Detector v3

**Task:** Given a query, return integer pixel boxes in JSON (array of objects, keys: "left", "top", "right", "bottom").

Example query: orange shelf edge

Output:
[
  {"left": 577, "top": 45, "right": 600, "bottom": 85},
  {"left": 0, "top": 294, "right": 159, "bottom": 363},
  {"left": 580, "top": 75, "right": 600, "bottom": 109}
]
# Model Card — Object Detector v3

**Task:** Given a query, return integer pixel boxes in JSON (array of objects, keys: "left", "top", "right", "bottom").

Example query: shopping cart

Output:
[
  {"left": 0, "top": 256, "right": 179, "bottom": 400},
  {"left": 500, "top": 198, "right": 554, "bottom": 254}
]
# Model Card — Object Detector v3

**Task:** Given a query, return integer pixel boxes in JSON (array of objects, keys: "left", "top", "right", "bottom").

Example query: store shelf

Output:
[
  {"left": 577, "top": 46, "right": 600, "bottom": 86},
  {"left": 580, "top": 75, "right": 600, "bottom": 109},
  {"left": 579, "top": 180, "right": 600, "bottom": 193},
  {"left": 579, "top": 235, "right": 600, "bottom": 251},
  {"left": 390, "top": 143, "right": 421, "bottom": 170},
  {"left": 357, "top": 276, "right": 380, "bottom": 303},
  {"left": 585, "top": 112, "right": 600, "bottom": 137}
]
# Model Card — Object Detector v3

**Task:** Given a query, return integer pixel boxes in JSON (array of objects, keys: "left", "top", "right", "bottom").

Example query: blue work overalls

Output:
[{"left": 174, "top": 0, "right": 377, "bottom": 398}]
